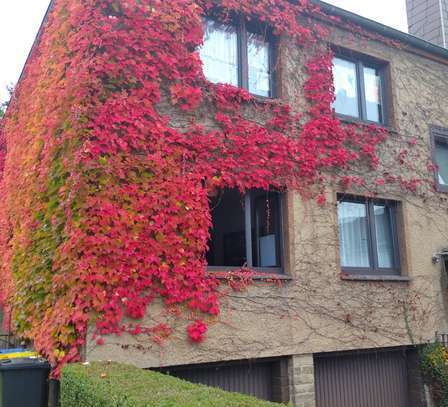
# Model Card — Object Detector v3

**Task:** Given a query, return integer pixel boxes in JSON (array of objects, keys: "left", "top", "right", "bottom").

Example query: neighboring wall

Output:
[
  {"left": 407, "top": 0, "right": 448, "bottom": 48},
  {"left": 86, "top": 20, "right": 448, "bottom": 368}
]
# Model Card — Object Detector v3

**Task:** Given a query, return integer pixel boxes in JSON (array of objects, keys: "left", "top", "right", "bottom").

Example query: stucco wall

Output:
[{"left": 86, "top": 21, "right": 448, "bottom": 368}]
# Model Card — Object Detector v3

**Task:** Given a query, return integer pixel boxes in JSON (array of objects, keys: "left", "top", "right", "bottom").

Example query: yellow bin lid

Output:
[{"left": 0, "top": 352, "right": 38, "bottom": 360}]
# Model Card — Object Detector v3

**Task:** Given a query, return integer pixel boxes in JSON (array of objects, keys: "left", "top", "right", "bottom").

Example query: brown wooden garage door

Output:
[{"left": 315, "top": 350, "right": 409, "bottom": 407}]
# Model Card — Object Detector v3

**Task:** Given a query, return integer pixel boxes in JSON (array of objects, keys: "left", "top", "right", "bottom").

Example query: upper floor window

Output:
[
  {"left": 206, "top": 188, "right": 283, "bottom": 273},
  {"left": 332, "top": 55, "right": 386, "bottom": 124},
  {"left": 200, "top": 19, "right": 274, "bottom": 98},
  {"left": 431, "top": 127, "right": 448, "bottom": 192},
  {"left": 337, "top": 195, "right": 400, "bottom": 275}
]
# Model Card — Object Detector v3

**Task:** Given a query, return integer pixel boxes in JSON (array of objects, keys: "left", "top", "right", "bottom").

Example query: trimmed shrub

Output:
[
  {"left": 61, "top": 361, "right": 289, "bottom": 407},
  {"left": 420, "top": 343, "right": 448, "bottom": 407}
]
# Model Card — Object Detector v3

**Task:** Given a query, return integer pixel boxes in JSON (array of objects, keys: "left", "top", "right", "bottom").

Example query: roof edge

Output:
[
  {"left": 315, "top": 0, "right": 448, "bottom": 60},
  {"left": 3, "top": 0, "right": 55, "bottom": 113},
  {"left": 6, "top": 0, "right": 448, "bottom": 114}
]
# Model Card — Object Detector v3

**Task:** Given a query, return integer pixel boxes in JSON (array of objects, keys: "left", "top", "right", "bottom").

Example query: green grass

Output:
[{"left": 61, "top": 361, "right": 289, "bottom": 407}]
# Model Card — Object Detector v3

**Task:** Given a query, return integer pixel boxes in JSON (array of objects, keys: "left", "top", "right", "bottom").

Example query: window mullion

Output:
[
  {"left": 367, "top": 200, "right": 379, "bottom": 271},
  {"left": 239, "top": 18, "right": 249, "bottom": 90},
  {"left": 244, "top": 192, "right": 253, "bottom": 267}
]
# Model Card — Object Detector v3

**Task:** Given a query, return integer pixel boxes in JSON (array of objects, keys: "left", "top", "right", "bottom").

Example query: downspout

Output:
[{"left": 439, "top": 0, "right": 447, "bottom": 48}]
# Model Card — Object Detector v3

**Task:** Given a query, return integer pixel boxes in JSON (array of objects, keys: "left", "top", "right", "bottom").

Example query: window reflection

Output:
[
  {"left": 252, "top": 190, "right": 281, "bottom": 267},
  {"left": 364, "top": 67, "right": 382, "bottom": 123},
  {"left": 248, "top": 33, "right": 271, "bottom": 97},
  {"left": 332, "top": 56, "right": 385, "bottom": 124},
  {"left": 200, "top": 20, "right": 238, "bottom": 86},
  {"left": 435, "top": 140, "right": 448, "bottom": 185},
  {"left": 207, "top": 189, "right": 246, "bottom": 267},
  {"left": 333, "top": 58, "right": 359, "bottom": 118}
]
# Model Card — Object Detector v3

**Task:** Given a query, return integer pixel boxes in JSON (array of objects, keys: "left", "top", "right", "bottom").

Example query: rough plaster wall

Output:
[{"left": 86, "top": 24, "right": 448, "bottom": 368}]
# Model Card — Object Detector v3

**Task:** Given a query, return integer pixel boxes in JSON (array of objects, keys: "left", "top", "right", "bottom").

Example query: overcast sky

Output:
[{"left": 0, "top": 0, "right": 408, "bottom": 104}]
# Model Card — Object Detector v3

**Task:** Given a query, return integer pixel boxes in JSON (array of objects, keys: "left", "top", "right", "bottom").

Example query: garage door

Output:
[
  {"left": 315, "top": 350, "right": 409, "bottom": 407},
  {"left": 160, "top": 359, "right": 288, "bottom": 403}
]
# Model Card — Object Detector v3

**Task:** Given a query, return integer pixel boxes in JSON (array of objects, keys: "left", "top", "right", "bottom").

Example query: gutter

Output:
[{"left": 315, "top": 0, "right": 448, "bottom": 60}]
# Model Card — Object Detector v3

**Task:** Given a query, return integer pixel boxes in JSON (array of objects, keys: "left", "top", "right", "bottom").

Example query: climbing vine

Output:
[
  {"left": 421, "top": 343, "right": 448, "bottom": 406},
  {"left": 0, "top": 0, "right": 421, "bottom": 376}
]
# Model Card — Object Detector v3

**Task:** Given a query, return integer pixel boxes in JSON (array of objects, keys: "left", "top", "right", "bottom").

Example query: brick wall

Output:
[{"left": 407, "top": 0, "right": 448, "bottom": 47}]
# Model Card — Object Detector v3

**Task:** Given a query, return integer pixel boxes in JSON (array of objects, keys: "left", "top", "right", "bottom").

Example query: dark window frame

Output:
[
  {"left": 337, "top": 195, "right": 401, "bottom": 276},
  {"left": 202, "top": 16, "right": 278, "bottom": 98},
  {"left": 333, "top": 51, "right": 388, "bottom": 126},
  {"left": 207, "top": 189, "right": 285, "bottom": 274},
  {"left": 430, "top": 126, "right": 448, "bottom": 193}
]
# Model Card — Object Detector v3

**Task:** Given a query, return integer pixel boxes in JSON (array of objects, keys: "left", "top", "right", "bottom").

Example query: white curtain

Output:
[
  {"left": 248, "top": 33, "right": 270, "bottom": 97},
  {"left": 338, "top": 201, "right": 370, "bottom": 268},
  {"left": 332, "top": 57, "right": 359, "bottom": 118},
  {"left": 200, "top": 20, "right": 238, "bottom": 86},
  {"left": 374, "top": 205, "right": 394, "bottom": 268},
  {"left": 363, "top": 66, "right": 381, "bottom": 123}
]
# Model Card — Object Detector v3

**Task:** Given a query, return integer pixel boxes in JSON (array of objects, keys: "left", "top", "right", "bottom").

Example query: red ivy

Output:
[{"left": 187, "top": 320, "right": 208, "bottom": 343}]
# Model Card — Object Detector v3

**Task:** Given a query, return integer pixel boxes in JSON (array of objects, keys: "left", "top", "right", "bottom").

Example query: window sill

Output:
[
  {"left": 204, "top": 81, "right": 278, "bottom": 104},
  {"left": 341, "top": 273, "right": 411, "bottom": 282},
  {"left": 251, "top": 94, "right": 279, "bottom": 104},
  {"left": 337, "top": 114, "right": 397, "bottom": 134},
  {"left": 435, "top": 183, "right": 448, "bottom": 193},
  {"left": 208, "top": 268, "right": 293, "bottom": 281}
]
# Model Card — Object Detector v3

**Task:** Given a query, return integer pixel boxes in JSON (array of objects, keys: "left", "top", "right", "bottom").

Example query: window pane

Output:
[
  {"left": 248, "top": 33, "right": 271, "bottom": 97},
  {"left": 435, "top": 140, "right": 448, "bottom": 185},
  {"left": 374, "top": 205, "right": 395, "bottom": 268},
  {"left": 200, "top": 20, "right": 238, "bottom": 86},
  {"left": 332, "top": 58, "right": 359, "bottom": 118},
  {"left": 338, "top": 201, "right": 370, "bottom": 268},
  {"left": 207, "top": 189, "right": 246, "bottom": 267},
  {"left": 364, "top": 67, "right": 383, "bottom": 123},
  {"left": 252, "top": 191, "right": 281, "bottom": 268}
]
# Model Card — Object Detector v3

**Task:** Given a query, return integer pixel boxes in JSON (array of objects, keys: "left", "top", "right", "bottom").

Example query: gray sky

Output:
[{"left": 0, "top": 0, "right": 408, "bottom": 104}]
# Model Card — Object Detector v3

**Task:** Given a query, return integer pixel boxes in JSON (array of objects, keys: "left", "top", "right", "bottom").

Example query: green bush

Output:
[
  {"left": 61, "top": 361, "right": 289, "bottom": 407},
  {"left": 420, "top": 343, "right": 448, "bottom": 407}
]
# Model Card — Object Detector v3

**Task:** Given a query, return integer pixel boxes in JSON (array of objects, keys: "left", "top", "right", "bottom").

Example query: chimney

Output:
[{"left": 406, "top": 0, "right": 448, "bottom": 47}]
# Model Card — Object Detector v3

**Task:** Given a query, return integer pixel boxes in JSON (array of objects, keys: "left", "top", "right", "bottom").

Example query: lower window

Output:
[
  {"left": 337, "top": 195, "right": 400, "bottom": 275},
  {"left": 206, "top": 188, "right": 283, "bottom": 272}
]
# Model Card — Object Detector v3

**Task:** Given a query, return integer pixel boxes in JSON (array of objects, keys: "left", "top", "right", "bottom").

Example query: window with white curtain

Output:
[
  {"left": 338, "top": 196, "right": 400, "bottom": 275},
  {"left": 200, "top": 18, "right": 274, "bottom": 98}
]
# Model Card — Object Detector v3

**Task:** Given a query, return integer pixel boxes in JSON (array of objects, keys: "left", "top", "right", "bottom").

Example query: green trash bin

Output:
[{"left": 0, "top": 357, "right": 50, "bottom": 407}]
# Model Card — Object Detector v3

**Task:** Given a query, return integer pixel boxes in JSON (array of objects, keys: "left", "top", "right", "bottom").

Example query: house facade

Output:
[
  {"left": 3, "top": 1, "right": 448, "bottom": 406},
  {"left": 84, "top": 3, "right": 448, "bottom": 407}
]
